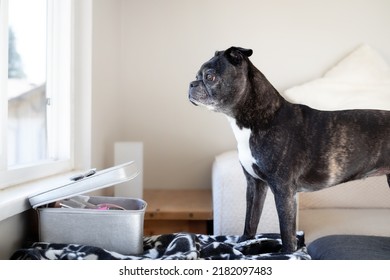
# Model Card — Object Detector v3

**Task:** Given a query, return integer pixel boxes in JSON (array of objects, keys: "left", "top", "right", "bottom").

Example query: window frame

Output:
[{"left": 0, "top": 0, "right": 90, "bottom": 190}]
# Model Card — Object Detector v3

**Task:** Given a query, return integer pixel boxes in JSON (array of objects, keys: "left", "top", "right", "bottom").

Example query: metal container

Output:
[{"left": 29, "top": 162, "right": 147, "bottom": 255}]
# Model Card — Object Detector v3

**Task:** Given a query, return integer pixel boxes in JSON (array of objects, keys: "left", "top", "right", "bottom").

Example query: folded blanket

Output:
[{"left": 11, "top": 232, "right": 310, "bottom": 260}]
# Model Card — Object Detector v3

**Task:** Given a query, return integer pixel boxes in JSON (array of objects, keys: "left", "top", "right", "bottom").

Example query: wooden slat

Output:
[
  {"left": 144, "top": 189, "right": 213, "bottom": 220},
  {"left": 144, "top": 220, "right": 208, "bottom": 236}
]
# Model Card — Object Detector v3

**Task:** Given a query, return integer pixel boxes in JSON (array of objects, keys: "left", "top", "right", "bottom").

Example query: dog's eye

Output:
[{"left": 205, "top": 74, "right": 215, "bottom": 82}]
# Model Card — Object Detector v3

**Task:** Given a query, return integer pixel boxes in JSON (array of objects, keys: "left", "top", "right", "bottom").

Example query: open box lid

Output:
[{"left": 29, "top": 161, "right": 139, "bottom": 208}]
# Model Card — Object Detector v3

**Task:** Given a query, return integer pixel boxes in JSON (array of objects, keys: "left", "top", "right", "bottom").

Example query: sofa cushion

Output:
[
  {"left": 308, "top": 234, "right": 390, "bottom": 260},
  {"left": 299, "top": 176, "right": 390, "bottom": 209},
  {"left": 299, "top": 208, "right": 390, "bottom": 244},
  {"left": 283, "top": 44, "right": 390, "bottom": 111}
]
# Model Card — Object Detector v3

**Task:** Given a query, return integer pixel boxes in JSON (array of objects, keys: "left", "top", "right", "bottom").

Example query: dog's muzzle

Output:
[{"left": 188, "top": 80, "right": 202, "bottom": 106}]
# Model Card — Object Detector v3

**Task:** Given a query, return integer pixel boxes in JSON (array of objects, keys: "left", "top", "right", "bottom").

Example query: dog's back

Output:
[{"left": 290, "top": 104, "right": 390, "bottom": 190}]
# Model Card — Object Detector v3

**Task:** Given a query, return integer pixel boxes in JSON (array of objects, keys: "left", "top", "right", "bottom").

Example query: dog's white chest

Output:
[{"left": 227, "top": 117, "right": 259, "bottom": 179}]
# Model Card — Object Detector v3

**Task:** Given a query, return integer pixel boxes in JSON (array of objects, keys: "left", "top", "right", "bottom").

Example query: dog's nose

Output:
[{"left": 190, "top": 81, "right": 199, "bottom": 88}]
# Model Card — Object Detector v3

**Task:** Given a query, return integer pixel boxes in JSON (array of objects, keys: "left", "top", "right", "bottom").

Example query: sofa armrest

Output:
[{"left": 212, "top": 150, "right": 280, "bottom": 235}]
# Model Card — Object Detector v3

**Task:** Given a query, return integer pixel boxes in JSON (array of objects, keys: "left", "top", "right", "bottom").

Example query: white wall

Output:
[
  {"left": 92, "top": 0, "right": 390, "bottom": 190},
  {"left": 0, "top": 210, "right": 30, "bottom": 259},
  {"left": 91, "top": 0, "right": 123, "bottom": 171}
]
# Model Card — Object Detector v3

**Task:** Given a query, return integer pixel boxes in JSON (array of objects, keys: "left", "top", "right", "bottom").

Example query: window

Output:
[{"left": 0, "top": 0, "right": 73, "bottom": 189}]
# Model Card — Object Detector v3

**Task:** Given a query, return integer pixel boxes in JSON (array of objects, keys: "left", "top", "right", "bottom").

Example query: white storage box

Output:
[{"left": 29, "top": 162, "right": 147, "bottom": 255}]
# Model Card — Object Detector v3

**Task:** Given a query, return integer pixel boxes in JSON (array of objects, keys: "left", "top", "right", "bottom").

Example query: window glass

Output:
[{"left": 7, "top": 0, "right": 48, "bottom": 166}]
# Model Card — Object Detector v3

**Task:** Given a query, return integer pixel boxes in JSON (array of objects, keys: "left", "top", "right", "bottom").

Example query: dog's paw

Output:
[
  {"left": 281, "top": 242, "right": 298, "bottom": 253},
  {"left": 237, "top": 235, "right": 254, "bottom": 243}
]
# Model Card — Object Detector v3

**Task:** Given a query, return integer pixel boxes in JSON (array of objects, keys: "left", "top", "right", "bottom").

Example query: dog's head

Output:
[{"left": 188, "top": 47, "right": 253, "bottom": 115}]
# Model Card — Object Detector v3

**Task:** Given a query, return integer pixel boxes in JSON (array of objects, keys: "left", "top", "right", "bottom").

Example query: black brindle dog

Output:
[{"left": 189, "top": 47, "right": 390, "bottom": 252}]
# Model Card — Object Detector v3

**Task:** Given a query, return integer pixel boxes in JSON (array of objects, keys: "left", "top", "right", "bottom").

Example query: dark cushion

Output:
[{"left": 308, "top": 235, "right": 390, "bottom": 260}]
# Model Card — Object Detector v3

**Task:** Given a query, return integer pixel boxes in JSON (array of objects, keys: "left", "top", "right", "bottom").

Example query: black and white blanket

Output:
[{"left": 11, "top": 232, "right": 310, "bottom": 260}]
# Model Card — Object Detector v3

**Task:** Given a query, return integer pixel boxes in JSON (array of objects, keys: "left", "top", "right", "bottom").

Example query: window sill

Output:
[{"left": 0, "top": 170, "right": 83, "bottom": 222}]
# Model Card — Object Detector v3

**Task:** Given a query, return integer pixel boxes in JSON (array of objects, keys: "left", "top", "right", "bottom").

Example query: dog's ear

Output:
[{"left": 224, "top": 47, "right": 253, "bottom": 65}]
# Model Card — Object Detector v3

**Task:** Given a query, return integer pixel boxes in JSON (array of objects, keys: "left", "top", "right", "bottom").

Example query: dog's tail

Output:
[{"left": 387, "top": 174, "right": 390, "bottom": 188}]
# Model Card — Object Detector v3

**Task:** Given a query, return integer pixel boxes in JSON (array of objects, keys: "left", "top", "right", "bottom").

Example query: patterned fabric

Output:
[{"left": 11, "top": 232, "right": 310, "bottom": 260}]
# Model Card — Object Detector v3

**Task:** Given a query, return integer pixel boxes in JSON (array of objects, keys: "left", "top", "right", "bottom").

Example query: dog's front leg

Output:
[
  {"left": 240, "top": 168, "right": 269, "bottom": 241},
  {"left": 273, "top": 189, "right": 297, "bottom": 252}
]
